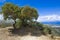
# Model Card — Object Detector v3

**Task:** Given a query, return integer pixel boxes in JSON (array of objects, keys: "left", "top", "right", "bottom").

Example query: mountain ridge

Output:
[{"left": 41, "top": 21, "right": 60, "bottom": 26}]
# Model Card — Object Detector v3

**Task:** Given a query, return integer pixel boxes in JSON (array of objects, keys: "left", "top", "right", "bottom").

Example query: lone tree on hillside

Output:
[{"left": 2, "top": 3, "right": 39, "bottom": 29}]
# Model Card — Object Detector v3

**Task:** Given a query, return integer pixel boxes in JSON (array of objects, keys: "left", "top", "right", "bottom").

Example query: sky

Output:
[{"left": 0, "top": 0, "right": 60, "bottom": 22}]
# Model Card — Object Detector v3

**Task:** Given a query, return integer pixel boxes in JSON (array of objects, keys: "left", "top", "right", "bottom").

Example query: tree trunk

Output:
[{"left": 13, "top": 20, "right": 16, "bottom": 30}]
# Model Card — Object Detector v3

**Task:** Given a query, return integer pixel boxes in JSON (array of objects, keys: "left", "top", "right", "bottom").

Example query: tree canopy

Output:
[
  {"left": 2, "top": 3, "right": 39, "bottom": 29},
  {"left": 2, "top": 3, "right": 20, "bottom": 20}
]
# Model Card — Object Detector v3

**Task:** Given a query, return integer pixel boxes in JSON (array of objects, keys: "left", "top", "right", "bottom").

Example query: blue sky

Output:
[{"left": 0, "top": 0, "right": 60, "bottom": 22}]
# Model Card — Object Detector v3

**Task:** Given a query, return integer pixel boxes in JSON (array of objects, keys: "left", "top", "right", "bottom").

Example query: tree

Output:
[
  {"left": 2, "top": 3, "right": 39, "bottom": 29},
  {"left": 2, "top": 3, "right": 20, "bottom": 29}
]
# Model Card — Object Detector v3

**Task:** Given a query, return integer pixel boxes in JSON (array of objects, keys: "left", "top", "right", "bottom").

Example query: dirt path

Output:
[
  {"left": 0, "top": 27, "right": 52, "bottom": 40},
  {"left": 20, "top": 35, "right": 52, "bottom": 40}
]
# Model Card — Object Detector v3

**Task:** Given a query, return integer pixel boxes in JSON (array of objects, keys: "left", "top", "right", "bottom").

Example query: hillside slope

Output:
[{"left": 0, "top": 27, "right": 52, "bottom": 40}]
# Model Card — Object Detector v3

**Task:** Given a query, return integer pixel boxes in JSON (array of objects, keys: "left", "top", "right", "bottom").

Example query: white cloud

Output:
[
  {"left": 0, "top": 0, "right": 6, "bottom": 2},
  {"left": 0, "top": 14, "right": 60, "bottom": 22},
  {"left": 37, "top": 15, "right": 60, "bottom": 22}
]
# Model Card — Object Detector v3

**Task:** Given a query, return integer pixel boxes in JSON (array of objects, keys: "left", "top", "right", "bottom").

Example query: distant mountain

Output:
[{"left": 41, "top": 21, "right": 60, "bottom": 26}]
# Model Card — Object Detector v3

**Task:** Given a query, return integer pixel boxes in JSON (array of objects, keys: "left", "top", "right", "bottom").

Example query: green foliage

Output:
[
  {"left": 2, "top": 3, "right": 39, "bottom": 29},
  {"left": 2, "top": 3, "right": 20, "bottom": 20},
  {"left": 43, "top": 27, "right": 49, "bottom": 34},
  {"left": 15, "top": 19, "right": 22, "bottom": 29},
  {"left": 43, "top": 25, "right": 51, "bottom": 34},
  {"left": 20, "top": 6, "right": 38, "bottom": 20},
  {"left": 36, "top": 22, "right": 43, "bottom": 27}
]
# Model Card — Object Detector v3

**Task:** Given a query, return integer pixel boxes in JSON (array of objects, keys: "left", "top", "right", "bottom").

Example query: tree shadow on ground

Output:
[{"left": 8, "top": 26, "right": 46, "bottom": 37}]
